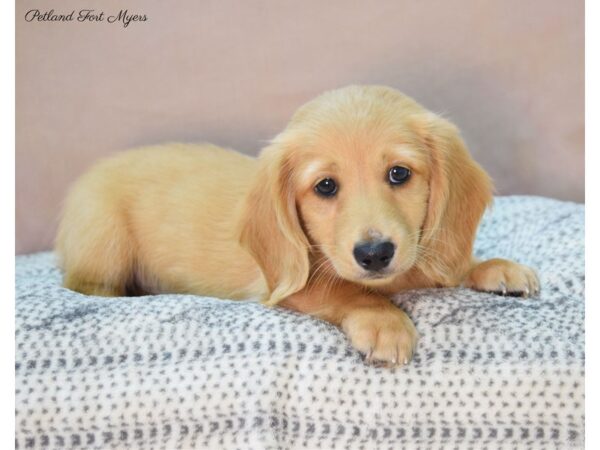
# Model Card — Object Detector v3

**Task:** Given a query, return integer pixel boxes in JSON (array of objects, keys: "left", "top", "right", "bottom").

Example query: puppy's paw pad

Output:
[
  {"left": 464, "top": 258, "right": 540, "bottom": 298},
  {"left": 342, "top": 308, "right": 419, "bottom": 367}
]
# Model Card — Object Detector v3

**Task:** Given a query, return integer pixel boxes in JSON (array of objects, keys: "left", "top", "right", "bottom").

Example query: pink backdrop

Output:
[{"left": 16, "top": 0, "right": 584, "bottom": 254}]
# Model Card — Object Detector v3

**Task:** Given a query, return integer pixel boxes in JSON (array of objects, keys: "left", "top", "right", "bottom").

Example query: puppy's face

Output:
[
  {"left": 240, "top": 86, "right": 492, "bottom": 305},
  {"left": 291, "top": 117, "right": 432, "bottom": 287}
]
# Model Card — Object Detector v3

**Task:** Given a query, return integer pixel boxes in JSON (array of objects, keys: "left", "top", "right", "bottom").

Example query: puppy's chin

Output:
[
  {"left": 334, "top": 264, "right": 411, "bottom": 288},
  {"left": 356, "top": 273, "right": 399, "bottom": 287},
  {"left": 330, "top": 252, "right": 418, "bottom": 287}
]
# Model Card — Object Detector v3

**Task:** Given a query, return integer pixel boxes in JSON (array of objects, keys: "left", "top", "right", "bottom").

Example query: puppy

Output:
[{"left": 56, "top": 85, "right": 539, "bottom": 366}]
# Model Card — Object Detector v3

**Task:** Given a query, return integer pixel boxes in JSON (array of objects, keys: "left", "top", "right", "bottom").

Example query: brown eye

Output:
[
  {"left": 315, "top": 178, "right": 337, "bottom": 197},
  {"left": 388, "top": 166, "right": 411, "bottom": 185}
]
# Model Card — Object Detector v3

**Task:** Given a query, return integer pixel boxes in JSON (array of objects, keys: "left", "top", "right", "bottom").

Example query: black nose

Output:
[{"left": 353, "top": 240, "right": 395, "bottom": 272}]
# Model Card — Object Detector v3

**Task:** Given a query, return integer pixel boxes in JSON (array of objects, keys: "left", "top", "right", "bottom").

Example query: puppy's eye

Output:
[
  {"left": 388, "top": 166, "right": 411, "bottom": 185},
  {"left": 315, "top": 178, "right": 338, "bottom": 197}
]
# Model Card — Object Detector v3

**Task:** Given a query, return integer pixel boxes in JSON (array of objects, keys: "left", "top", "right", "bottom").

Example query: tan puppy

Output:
[{"left": 56, "top": 85, "right": 539, "bottom": 366}]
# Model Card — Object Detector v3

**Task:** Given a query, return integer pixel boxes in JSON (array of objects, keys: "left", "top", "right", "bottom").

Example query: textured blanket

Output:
[{"left": 15, "top": 196, "right": 584, "bottom": 449}]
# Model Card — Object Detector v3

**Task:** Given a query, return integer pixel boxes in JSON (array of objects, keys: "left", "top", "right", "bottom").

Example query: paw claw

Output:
[
  {"left": 344, "top": 307, "right": 418, "bottom": 369},
  {"left": 499, "top": 281, "right": 507, "bottom": 296},
  {"left": 465, "top": 259, "right": 539, "bottom": 300}
]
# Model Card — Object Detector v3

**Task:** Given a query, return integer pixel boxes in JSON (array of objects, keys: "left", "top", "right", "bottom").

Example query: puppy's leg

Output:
[
  {"left": 59, "top": 233, "right": 133, "bottom": 297},
  {"left": 463, "top": 258, "right": 540, "bottom": 297},
  {"left": 59, "top": 230, "right": 132, "bottom": 297},
  {"left": 279, "top": 282, "right": 418, "bottom": 366},
  {"left": 63, "top": 271, "right": 127, "bottom": 297},
  {"left": 56, "top": 197, "right": 133, "bottom": 297}
]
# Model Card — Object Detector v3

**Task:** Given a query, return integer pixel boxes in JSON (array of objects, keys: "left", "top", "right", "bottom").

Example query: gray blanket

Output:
[{"left": 15, "top": 196, "right": 584, "bottom": 449}]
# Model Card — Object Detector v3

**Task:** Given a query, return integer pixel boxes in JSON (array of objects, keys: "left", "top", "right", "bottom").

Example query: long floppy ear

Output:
[
  {"left": 414, "top": 113, "right": 494, "bottom": 284},
  {"left": 238, "top": 141, "right": 310, "bottom": 306}
]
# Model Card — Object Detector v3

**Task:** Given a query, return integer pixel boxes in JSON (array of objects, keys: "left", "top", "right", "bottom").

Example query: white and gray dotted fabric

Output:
[{"left": 15, "top": 196, "right": 584, "bottom": 449}]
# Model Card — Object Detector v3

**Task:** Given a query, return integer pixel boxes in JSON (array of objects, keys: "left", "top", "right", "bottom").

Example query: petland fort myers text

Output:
[{"left": 24, "top": 9, "right": 147, "bottom": 28}]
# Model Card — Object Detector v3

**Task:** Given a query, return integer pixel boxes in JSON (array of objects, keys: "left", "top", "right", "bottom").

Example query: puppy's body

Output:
[
  {"left": 57, "top": 86, "right": 539, "bottom": 366},
  {"left": 56, "top": 144, "right": 266, "bottom": 299}
]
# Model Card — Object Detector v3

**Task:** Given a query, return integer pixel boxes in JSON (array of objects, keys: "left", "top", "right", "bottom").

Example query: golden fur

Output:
[{"left": 56, "top": 85, "right": 539, "bottom": 366}]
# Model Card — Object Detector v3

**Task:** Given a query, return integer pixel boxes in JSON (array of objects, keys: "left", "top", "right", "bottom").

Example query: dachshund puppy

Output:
[{"left": 56, "top": 85, "right": 539, "bottom": 366}]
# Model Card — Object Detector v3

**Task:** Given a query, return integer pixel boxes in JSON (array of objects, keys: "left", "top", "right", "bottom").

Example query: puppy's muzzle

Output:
[{"left": 353, "top": 240, "right": 395, "bottom": 272}]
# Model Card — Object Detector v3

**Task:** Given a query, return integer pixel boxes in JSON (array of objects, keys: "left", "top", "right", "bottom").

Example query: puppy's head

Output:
[{"left": 240, "top": 86, "right": 492, "bottom": 305}]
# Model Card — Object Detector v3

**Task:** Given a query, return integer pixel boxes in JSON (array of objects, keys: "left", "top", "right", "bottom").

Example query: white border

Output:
[
  {"left": 1, "top": 0, "right": 15, "bottom": 447},
  {"left": 586, "top": 0, "right": 595, "bottom": 448}
]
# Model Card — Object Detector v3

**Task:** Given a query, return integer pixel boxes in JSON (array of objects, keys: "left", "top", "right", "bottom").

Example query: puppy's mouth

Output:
[
  {"left": 355, "top": 269, "right": 399, "bottom": 286},
  {"left": 359, "top": 271, "right": 393, "bottom": 280},
  {"left": 325, "top": 244, "right": 417, "bottom": 286},
  {"left": 351, "top": 252, "right": 417, "bottom": 286}
]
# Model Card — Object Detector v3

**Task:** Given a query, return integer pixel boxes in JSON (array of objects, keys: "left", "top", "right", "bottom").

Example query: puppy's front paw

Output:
[
  {"left": 341, "top": 307, "right": 418, "bottom": 367},
  {"left": 464, "top": 258, "right": 540, "bottom": 297}
]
